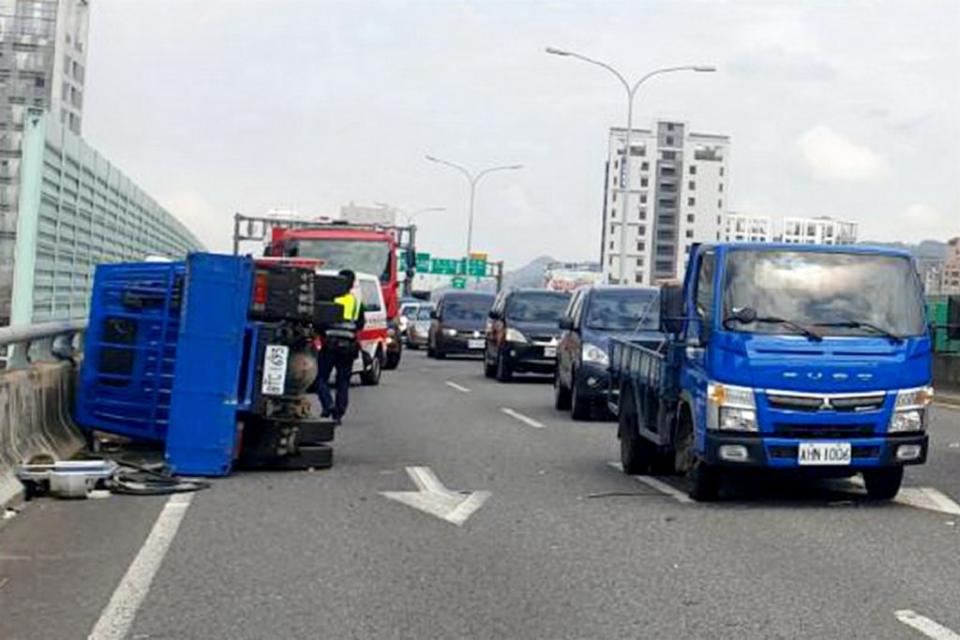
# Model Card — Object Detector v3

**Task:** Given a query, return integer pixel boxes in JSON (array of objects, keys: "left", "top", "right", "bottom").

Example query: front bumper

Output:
[
  {"left": 574, "top": 363, "right": 610, "bottom": 400},
  {"left": 702, "top": 431, "right": 929, "bottom": 470},
  {"left": 504, "top": 342, "right": 557, "bottom": 373},
  {"left": 435, "top": 333, "right": 487, "bottom": 355}
]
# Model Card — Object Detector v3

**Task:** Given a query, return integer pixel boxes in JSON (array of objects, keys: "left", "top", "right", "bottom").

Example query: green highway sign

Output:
[
  {"left": 467, "top": 257, "right": 487, "bottom": 277},
  {"left": 452, "top": 276, "right": 467, "bottom": 289},
  {"left": 431, "top": 258, "right": 461, "bottom": 275},
  {"left": 415, "top": 252, "right": 431, "bottom": 272}
]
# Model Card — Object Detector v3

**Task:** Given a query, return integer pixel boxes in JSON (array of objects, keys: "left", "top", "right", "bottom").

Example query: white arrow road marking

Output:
[
  {"left": 895, "top": 487, "right": 960, "bottom": 516},
  {"left": 895, "top": 610, "right": 960, "bottom": 639},
  {"left": 381, "top": 466, "right": 490, "bottom": 527},
  {"left": 445, "top": 381, "right": 471, "bottom": 393},
  {"left": 607, "top": 461, "right": 694, "bottom": 504},
  {"left": 501, "top": 407, "right": 545, "bottom": 429}
]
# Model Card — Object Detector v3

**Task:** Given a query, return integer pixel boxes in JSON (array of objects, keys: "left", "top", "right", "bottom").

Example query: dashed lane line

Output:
[
  {"left": 444, "top": 381, "right": 471, "bottom": 393},
  {"left": 895, "top": 610, "right": 960, "bottom": 640},
  {"left": 500, "top": 407, "right": 546, "bottom": 429}
]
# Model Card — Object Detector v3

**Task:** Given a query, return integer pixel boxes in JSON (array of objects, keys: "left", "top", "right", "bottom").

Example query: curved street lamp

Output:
[
  {"left": 546, "top": 47, "right": 716, "bottom": 284},
  {"left": 425, "top": 155, "right": 522, "bottom": 256}
]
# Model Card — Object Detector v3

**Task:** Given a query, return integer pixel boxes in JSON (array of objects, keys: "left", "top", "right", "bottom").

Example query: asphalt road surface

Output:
[{"left": 2, "top": 350, "right": 960, "bottom": 639}]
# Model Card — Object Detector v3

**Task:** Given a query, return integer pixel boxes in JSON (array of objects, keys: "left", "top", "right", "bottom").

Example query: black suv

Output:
[
  {"left": 428, "top": 291, "right": 495, "bottom": 359},
  {"left": 484, "top": 288, "right": 571, "bottom": 381}
]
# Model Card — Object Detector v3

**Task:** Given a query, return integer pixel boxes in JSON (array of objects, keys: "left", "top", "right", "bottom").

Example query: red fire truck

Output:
[{"left": 233, "top": 214, "right": 416, "bottom": 369}]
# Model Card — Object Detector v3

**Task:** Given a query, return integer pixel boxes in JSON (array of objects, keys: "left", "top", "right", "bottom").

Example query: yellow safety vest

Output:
[{"left": 334, "top": 292, "right": 361, "bottom": 322}]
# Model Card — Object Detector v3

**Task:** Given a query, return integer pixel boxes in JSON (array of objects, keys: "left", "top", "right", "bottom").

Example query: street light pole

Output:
[
  {"left": 546, "top": 47, "right": 715, "bottom": 284},
  {"left": 425, "top": 155, "right": 522, "bottom": 256}
]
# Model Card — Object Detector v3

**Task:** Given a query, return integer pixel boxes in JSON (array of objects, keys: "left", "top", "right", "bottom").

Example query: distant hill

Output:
[
  {"left": 858, "top": 239, "right": 949, "bottom": 260},
  {"left": 502, "top": 255, "right": 556, "bottom": 289}
]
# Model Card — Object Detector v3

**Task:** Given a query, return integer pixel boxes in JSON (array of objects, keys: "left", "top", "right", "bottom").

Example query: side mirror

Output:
[
  {"left": 488, "top": 310, "right": 501, "bottom": 320},
  {"left": 558, "top": 317, "right": 574, "bottom": 331},
  {"left": 660, "top": 283, "right": 684, "bottom": 335},
  {"left": 430, "top": 309, "right": 438, "bottom": 320}
]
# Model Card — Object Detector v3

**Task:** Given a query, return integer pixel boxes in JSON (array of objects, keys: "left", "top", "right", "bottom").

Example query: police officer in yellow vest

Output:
[{"left": 318, "top": 269, "right": 365, "bottom": 424}]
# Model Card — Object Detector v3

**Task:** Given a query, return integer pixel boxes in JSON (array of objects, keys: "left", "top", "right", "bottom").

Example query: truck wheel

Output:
[
  {"left": 484, "top": 352, "right": 496, "bottom": 378},
  {"left": 619, "top": 392, "right": 652, "bottom": 474},
  {"left": 434, "top": 349, "right": 446, "bottom": 360},
  {"left": 554, "top": 371, "right": 571, "bottom": 410},
  {"left": 687, "top": 462, "right": 720, "bottom": 502},
  {"left": 863, "top": 467, "right": 903, "bottom": 500},
  {"left": 276, "top": 444, "right": 333, "bottom": 470},
  {"left": 384, "top": 345, "right": 401, "bottom": 370},
  {"left": 495, "top": 350, "right": 513, "bottom": 382},
  {"left": 361, "top": 351, "right": 382, "bottom": 386},
  {"left": 570, "top": 373, "right": 591, "bottom": 421}
]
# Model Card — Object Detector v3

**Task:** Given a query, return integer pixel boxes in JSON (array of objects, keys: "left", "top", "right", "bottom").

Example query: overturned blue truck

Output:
[{"left": 75, "top": 253, "right": 349, "bottom": 476}]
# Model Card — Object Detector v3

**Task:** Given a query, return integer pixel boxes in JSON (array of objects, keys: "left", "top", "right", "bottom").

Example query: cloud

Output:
[
  {"left": 797, "top": 126, "right": 888, "bottom": 182},
  {"left": 898, "top": 203, "right": 951, "bottom": 240},
  {"left": 160, "top": 191, "right": 232, "bottom": 253}
]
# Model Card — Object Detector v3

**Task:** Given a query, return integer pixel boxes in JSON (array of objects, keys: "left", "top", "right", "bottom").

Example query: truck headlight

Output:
[
  {"left": 707, "top": 382, "right": 757, "bottom": 432},
  {"left": 505, "top": 328, "right": 527, "bottom": 344},
  {"left": 442, "top": 328, "right": 458, "bottom": 337},
  {"left": 889, "top": 386, "right": 932, "bottom": 433},
  {"left": 582, "top": 343, "right": 609, "bottom": 367}
]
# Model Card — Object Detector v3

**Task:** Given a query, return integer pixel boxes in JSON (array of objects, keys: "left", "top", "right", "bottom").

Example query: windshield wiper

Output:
[
  {"left": 812, "top": 320, "right": 903, "bottom": 343},
  {"left": 723, "top": 308, "right": 823, "bottom": 342}
]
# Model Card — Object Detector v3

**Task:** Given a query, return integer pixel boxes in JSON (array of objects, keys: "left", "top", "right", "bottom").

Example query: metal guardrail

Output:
[{"left": 0, "top": 320, "right": 87, "bottom": 371}]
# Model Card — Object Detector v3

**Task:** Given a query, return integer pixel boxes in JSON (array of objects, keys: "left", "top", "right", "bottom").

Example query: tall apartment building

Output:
[
  {"left": 941, "top": 237, "right": 960, "bottom": 294},
  {"left": 601, "top": 121, "right": 729, "bottom": 285},
  {"left": 724, "top": 213, "right": 772, "bottom": 243},
  {"left": 0, "top": 0, "right": 89, "bottom": 323},
  {"left": 781, "top": 216, "right": 857, "bottom": 245}
]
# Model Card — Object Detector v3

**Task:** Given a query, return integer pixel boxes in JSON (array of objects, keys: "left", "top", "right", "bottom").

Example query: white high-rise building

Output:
[
  {"left": 601, "top": 121, "right": 730, "bottom": 285},
  {"left": 0, "top": 0, "right": 90, "bottom": 323},
  {"left": 781, "top": 216, "right": 858, "bottom": 245},
  {"left": 724, "top": 213, "right": 772, "bottom": 243}
]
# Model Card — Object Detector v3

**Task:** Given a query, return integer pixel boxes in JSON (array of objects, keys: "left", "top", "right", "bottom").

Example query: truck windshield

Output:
[
  {"left": 586, "top": 291, "right": 660, "bottom": 331},
  {"left": 722, "top": 250, "right": 925, "bottom": 337},
  {"left": 443, "top": 297, "right": 494, "bottom": 322},
  {"left": 506, "top": 292, "right": 570, "bottom": 323},
  {"left": 288, "top": 239, "right": 391, "bottom": 282}
]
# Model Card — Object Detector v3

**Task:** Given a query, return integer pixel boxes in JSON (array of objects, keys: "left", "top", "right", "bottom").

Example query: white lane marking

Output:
[
  {"left": 896, "top": 487, "right": 960, "bottom": 516},
  {"left": 87, "top": 493, "right": 193, "bottom": 640},
  {"left": 607, "top": 461, "right": 694, "bottom": 504},
  {"left": 895, "top": 610, "right": 960, "bottom": 639},
  {"left": 445, "top": 381, "right": 471, "bottom": 393},
  {"left": 380, "top": 466, "right": 490, "bottom": 527},
  {"left": 500, "top": 407, "right": 545, "bottom": 429}
]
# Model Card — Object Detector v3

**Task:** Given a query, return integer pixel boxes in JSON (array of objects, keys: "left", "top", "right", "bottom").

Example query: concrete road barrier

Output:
[{"left": 0, "top": 362, "right": 85, "bottom": 508}]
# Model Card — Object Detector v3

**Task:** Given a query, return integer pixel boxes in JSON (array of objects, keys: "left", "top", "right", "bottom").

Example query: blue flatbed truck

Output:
[{"left": 609, "top": 243, "right": 934, "bottom": 501}]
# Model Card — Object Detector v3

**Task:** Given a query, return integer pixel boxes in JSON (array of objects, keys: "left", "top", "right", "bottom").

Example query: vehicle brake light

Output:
[{"left": 252, "top": 271, "right": 268, "bottom": 310}]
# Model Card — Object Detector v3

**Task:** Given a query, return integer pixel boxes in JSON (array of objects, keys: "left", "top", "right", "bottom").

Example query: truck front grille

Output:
[{"left": 766, "top": 391, "right": 885, "bottom": 413}]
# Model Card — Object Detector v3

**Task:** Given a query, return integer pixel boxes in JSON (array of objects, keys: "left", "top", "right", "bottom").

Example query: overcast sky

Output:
[{"left": 83, "top": 0, "right": 959, "bottom": 266}]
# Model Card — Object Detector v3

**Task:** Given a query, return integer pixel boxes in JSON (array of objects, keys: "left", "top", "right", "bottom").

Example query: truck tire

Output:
[
  {"left": 687, "top": 462, "right": 720, "bottom": 502},
  {"left": 619, "top": 390, "right": 653, "bottom": 474},
  {"left": 554, "top": 371, "right": 571, "bottom": 410},
  {"left": 570, "top": 373, "right": 591, "bottom": 421},
  {"left": 863, "top": 467, "right": 903, "bottom": 500},
  {"left": 385, "top": 344, "right": 401, "bottom": 370},
  {"left": 297, "top": 418, "right": 336, "bottom": 445},
  {"left": 484, "top": 353, "right": 496, "bottom": 378},
  {"left": 276, "top": 444, "right": 333, "bottom": 470},
  {"left": 495, "top": 350, "right": 513, "bottom": 382},
  {"left": 361, "top": 351, "right": 382, "bottom": 386}
]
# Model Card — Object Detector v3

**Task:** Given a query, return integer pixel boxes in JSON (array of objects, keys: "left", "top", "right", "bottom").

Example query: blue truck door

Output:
[
  {"left": 682, "top": 249, "right": 716, "bottom": 450},
  {"left": 165, "top": 253, "right": 254, "bottom": 477}
]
